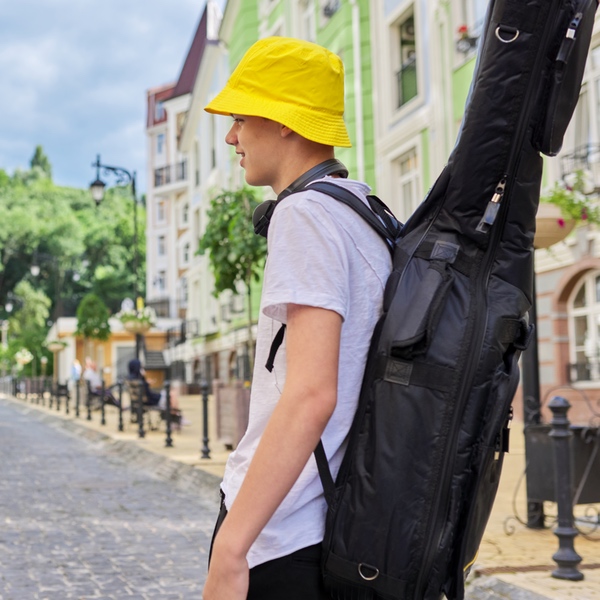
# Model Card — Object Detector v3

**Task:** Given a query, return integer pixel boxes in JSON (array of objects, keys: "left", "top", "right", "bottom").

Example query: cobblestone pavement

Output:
[{"left": 0, "top": 400, "right": 220, "bottom": 599}]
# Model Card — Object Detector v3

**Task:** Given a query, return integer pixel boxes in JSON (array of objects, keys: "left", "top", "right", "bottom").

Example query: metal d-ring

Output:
[
  {"left": 358, "top": 563, "right": 380, "bottom": 581},
  {"left": 495, "top": 26, "right": 520, "bottom": 44}
]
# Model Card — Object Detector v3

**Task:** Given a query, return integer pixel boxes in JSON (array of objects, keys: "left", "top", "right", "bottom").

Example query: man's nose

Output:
[{"left": 225, "top": 124, "right": 237, "bottom": 146}]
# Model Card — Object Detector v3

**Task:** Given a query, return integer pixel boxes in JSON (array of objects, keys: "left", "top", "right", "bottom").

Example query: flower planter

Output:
[
  {"left": 534, "top": 203, "right": 576, "bottom": 250},
  {"left": 122, "top": 320, "right": 152, "bottom": 335}
]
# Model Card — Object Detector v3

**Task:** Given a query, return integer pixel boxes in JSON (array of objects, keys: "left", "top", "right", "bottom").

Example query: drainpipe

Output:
[{"left": 349, "top": 0, "right": 365, "bottom": 181}]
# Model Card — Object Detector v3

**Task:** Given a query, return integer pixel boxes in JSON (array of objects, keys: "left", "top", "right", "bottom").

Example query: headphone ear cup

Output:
[{"left": 253, "top": 200, "right": 277, "bottom": 237}]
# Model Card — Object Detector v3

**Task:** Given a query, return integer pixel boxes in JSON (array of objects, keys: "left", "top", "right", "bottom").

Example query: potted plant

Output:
[
  {"left": 116, "top": 306, "right": 157, "bottom": 334},
  {"left": 14, "top": 348, "right": 33, "bottom": 370},
  {"left": 536, "top": 170, "right": 600, "bottom": 249}
]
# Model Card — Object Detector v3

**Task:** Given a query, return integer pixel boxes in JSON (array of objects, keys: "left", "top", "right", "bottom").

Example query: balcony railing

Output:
[
  {"left": 568, "top": 360, "right": 600, "bottom": 383},
  {"left": 166, "top": 319, "right": 199, "bottom": 348},
  {"left": 560, "top": 144, "right": 600, "bottom": 190},
  {"left": 396, "top": 58, "right": 417, "bottom": 109},
  {"left": 146, "top": 297, "right": 170, "bottom": 318},
  {"left": 154, "top": 160, "right": 188, "bottom": 188}
]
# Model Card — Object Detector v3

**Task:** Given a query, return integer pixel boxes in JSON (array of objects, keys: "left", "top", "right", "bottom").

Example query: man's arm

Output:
[{"left": 202, "top": 303, "right": 342, "bottom": 600}]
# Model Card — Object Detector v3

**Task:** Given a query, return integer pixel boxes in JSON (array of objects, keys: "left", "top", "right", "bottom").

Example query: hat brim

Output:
[{"left": 205, "top": 87, "right": 352, "bottom": 148}]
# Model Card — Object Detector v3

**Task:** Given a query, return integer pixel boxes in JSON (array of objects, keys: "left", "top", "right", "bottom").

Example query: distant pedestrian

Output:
[{"left": 70, "top": 359, "right": 81, "bottom": 382}]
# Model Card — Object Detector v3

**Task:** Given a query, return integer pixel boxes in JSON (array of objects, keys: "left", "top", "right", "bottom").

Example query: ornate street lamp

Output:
[{"left": 90, "top": 154, "right": 142, "bottom": 358}]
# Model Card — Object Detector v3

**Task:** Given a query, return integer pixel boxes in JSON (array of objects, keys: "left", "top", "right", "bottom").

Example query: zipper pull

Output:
[
  {"left": 476, "top": 178, "right": 506, "bottom": 233},
  {"left": 557, "top": 12, "right": 583, "bottom": 63}
]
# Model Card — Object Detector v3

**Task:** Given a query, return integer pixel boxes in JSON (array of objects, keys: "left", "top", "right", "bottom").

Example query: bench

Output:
[
  {"left": 125, "top": 379, "right": 182, "bottom": 432},
  {"left": 85, "top": 380, "right": 121, "bottom": 411}
]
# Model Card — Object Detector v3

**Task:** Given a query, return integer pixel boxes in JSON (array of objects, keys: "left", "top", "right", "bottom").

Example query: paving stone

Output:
[{"left": 0, "top": 400, "right": 216, "bottom": 599}]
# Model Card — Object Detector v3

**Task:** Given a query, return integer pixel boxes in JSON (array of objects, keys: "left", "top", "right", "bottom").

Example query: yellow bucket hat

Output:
[{"left": 205, "top": 36, "right": 351, "bottom": 148}]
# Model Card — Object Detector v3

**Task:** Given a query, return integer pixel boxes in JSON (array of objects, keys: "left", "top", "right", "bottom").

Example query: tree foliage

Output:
[
  {"left": 198, "top": 188, "right": 267, "bottom": 374},
  {"left": 75, "top": 293, "right": 111, "bottom": 342},
  {"left": 0, "top": 148, "right": 146, "bottom": 316},
  {"left": 3, "top": 280, "right": 52, "bottom": 376},
  {"left": 30, "top": 145, "right": 52, "bottom": 180},
  {"left": 0, "top": 147, "right": 146, "bottom": 364},
  {"left": 197, "top": 187, "right": 267, "bottom": 296}
]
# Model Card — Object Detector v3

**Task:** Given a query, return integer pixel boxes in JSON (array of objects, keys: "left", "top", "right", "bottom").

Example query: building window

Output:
[
  {"left": 210, "top": 114, "right": 217, "bottom": 169},
  {"left": 396, "top": 12, "right": 417, "bottom": 109},
  {"left": 183, "top": 242, "right": 191, "bottom": 264},
  {"left": 156, "top": 271, "right": 166, "bottom": 293},
  {"left": 295, "top": 0, "right": 316, "bottom": 41},
  {"left": 155, "top": 100, "right": 165, "bottom": 122},
  {"left": 157, "top": 200, "right": 166, "bottom": 222},
  {"left": 157, "top": 133, "right": 165, "bottom": 155},
  {"left": 158, "top": 235, "right": 166, "bottom": 257},
  {"left": 458, "top": 0, "right": 488, "bottom": 34},
  {"left": 569, "top": 271, "right": 600, "bottom": 382},
  {"left": 194, "top": 139, "right": 200, "bottom": 187},
  {"left": 394, "top": 148, "right": 420, "bottom": 222},
  {"left": 182, "top": 202, "right": 190, "bottom": 225}
]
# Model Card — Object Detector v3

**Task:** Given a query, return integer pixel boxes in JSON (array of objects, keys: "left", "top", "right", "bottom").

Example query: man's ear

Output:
[{"left": 280, "top": 125, "right": 295, "bottom": 138}]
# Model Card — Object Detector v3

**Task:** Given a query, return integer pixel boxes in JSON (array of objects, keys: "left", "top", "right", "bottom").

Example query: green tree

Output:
[
  {"left": 6, "top": 280, "right": 52, "bottom": 376},
  {"left": 75, "top": 293, "right": 111, "bottom": 359},
  {"left": 0, "top": 153, "right": 146, "bottom": 316},
  {"left": 30, "top": 145, "right": 52, "bottom": 179},
  {"left": 198, "top": 187, "right": 267, "bottom": 370}
]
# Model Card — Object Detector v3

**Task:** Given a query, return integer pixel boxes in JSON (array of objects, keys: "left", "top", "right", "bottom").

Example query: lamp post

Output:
[{"left": 90, "top": 154, "right": 142, "bottom": 358}]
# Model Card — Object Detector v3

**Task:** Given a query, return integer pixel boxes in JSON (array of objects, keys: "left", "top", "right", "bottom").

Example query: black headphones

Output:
[{"left": 252, "top": 158, "right": 349, "bottom": 238}]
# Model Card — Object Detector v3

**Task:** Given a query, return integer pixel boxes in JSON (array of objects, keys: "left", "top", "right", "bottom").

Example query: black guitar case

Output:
[{"left": 315, "top": 1, "right": 599, "bottom": 599}]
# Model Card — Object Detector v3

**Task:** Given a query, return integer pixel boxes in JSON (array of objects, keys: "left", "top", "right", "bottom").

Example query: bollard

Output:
[
  {"left": 100, "top": 380, "right": 106, "bottom": 426},
  {"left": 117, "top": 382, "right": 123, "bottom": 432},
  {"left": 56, "top": 383, "right": 61, "bottom": 412},
  {"left": 75, "top": 381, "right": 80, "bottom": 418},
  {"left": 86, "top": 384, "right": 92, "bottom": 421},
  {"left": 64, "top": 384, "right": 70, "bottom": 415},
  {"left": 165, "top": 381, "right": 173, "bottom": 448},
  {"left": 200, "top": 379, "right": 211, "bottom": 459},
  {"left": 137, "top": 383, "right": 145, "bottom": 439},
  {"left": 548, "top": 396, "right": 584, "bottom": 581},
  {"left": 49, "top": 382, "right": 54, "bottom": 409}
]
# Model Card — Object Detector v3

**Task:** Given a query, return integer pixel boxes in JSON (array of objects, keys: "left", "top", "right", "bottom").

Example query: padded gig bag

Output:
[{"left": 310, "top": 1, "right": 598, "bottom": 599}]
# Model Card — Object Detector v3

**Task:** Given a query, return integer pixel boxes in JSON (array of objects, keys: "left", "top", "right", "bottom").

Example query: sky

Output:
[{"left": 0, "top": 0, "right": 209, "bottom": 194}]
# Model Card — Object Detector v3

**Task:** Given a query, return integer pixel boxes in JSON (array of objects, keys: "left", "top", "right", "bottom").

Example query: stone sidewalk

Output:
[{"left": 1, "top": 390, "right": 598, "bottom": 599}]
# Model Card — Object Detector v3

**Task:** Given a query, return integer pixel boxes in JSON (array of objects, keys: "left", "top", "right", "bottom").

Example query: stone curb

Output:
[
  {"left": 1, "top": 394, "right": 222, "bottom": 498},
  {"left": 465, "top": 576, "right": 551, "bottom": 599}
]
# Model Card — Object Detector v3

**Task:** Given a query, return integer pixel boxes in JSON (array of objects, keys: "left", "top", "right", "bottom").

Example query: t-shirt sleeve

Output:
[{"left": 261, "top": 196, "right": 350, "bottom": 324}]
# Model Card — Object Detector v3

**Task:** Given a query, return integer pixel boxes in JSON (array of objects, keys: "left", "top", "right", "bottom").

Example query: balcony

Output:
[
  {"left": 146, "top": 297, "right": 170, "bottom": 318},
  {"left": 154, "top": 160, "right": 187, "bottom": 188},
  {"left": 166, "top": 319, "right": 199, "bottom": 349},
  {"left": 568, "top": 360, "right": 600, "bottom": 384},
  {"left": 560, "top": 144, "right": 600, "bottom": 192}
]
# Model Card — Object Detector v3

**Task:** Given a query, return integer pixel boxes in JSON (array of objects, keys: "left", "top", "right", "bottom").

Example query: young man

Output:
[{"left": 203, "top": 37, "right": 392, "bottom": 600}]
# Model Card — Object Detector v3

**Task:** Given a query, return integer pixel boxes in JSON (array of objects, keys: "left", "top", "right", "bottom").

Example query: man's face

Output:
[{"left": 225, "top": 115, "right": 283, "bottom": 189}]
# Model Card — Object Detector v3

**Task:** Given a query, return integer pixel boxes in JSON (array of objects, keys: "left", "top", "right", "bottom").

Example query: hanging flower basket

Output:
[
  {"left": 122, "top": 320, "right": 152, "bottom": 334},
  {"left": 534, "top": 203, "right": 576, "bottom": 249},
  {"left": 45, "top": 340, "right": 67, "bottom": 353},
  {"left": 116, "top": 307, "right": 157, "bottom": 335},
  {"left": 14, "top": 348, "right": 34, "bottom": 369}
]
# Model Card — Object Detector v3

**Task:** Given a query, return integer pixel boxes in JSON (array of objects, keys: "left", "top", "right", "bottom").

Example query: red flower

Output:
[
  {"left": 558, "top": 218, "right": 565, "bottom": 228},
  {"left": 581, "top": 209, "right": 588, "bottom": 220},
  {"left": 458, "top": 24, "right": 469, "bottom": 36}
]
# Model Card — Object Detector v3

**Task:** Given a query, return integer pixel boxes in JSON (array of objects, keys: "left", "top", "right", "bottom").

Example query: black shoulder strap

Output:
[
  {"left": 263, "top": 180, "right": 399, "bottom": 504},
  {"left": 307, "top": 181, "right": 399, "bottom": 255}
]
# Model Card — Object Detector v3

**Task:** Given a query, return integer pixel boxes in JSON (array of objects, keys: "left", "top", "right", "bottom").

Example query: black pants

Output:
[{"left": 209, "top": 496, "right": 331, "bottom": 599}]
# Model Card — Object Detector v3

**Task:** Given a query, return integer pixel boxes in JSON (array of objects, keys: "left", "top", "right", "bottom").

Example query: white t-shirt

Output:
[{"left": 221, "top": 177, "right": 392, "bottom": 568}]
